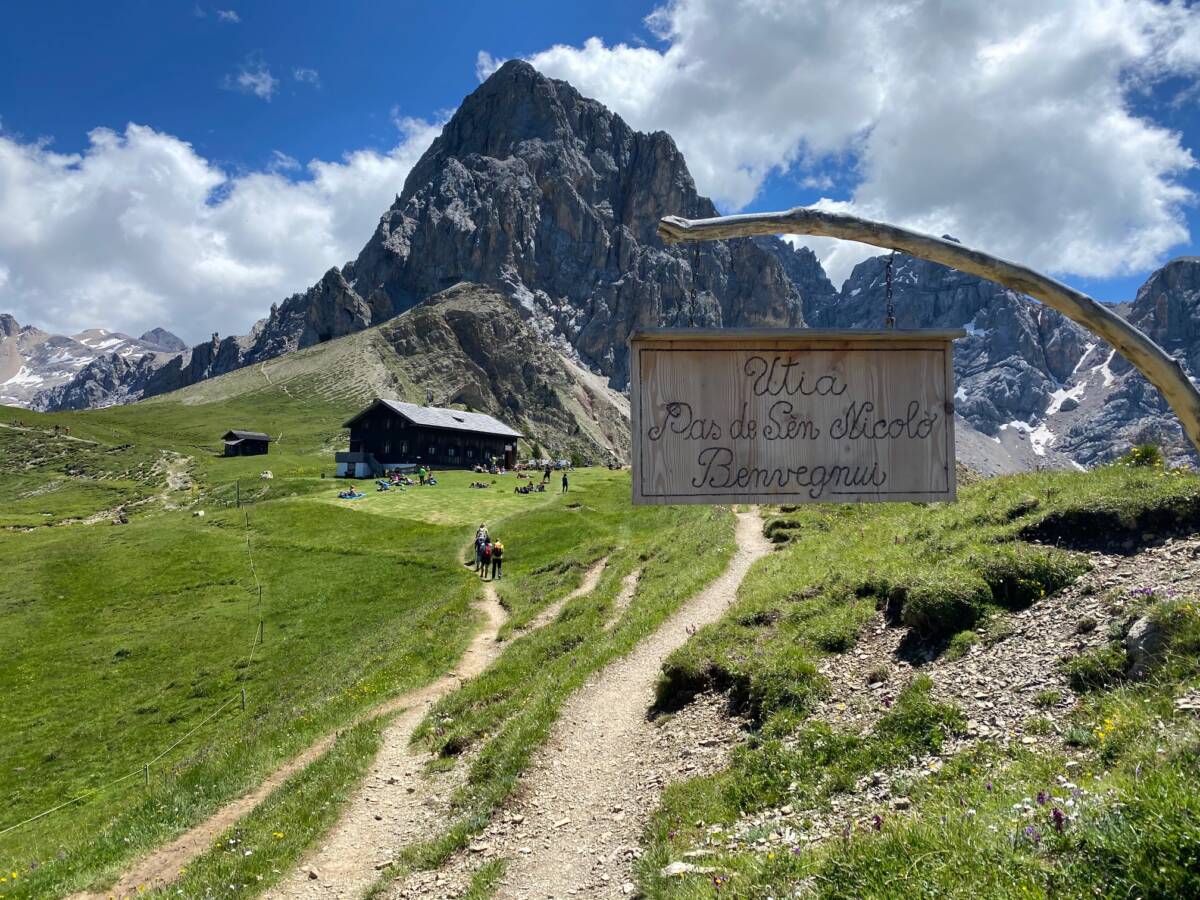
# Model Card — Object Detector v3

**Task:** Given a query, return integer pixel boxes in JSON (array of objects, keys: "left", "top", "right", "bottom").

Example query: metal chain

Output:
[
  {"left": 884, "top": 250, "right": 897, "bottom": 329},
  {"left": 688, "top": 243, "right": 701, "bottom": 327}
]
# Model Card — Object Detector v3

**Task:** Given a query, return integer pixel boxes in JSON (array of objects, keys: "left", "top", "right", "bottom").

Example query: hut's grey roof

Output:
[
  {"left": 346, "top": 400, "right": 522, "bottom": 439},
  {"left": 223, "top": 430, "right": 272, "bottom": 442}
]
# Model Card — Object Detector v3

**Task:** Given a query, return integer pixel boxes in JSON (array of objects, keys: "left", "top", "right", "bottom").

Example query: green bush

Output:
[
  {"left": 976, "top": 545, "right": 1088, "bottom": 610},
  {"left": 1061, "top": 644, "right": 1128, "bottom": 692},
  {"left": 1122, "top": 443, "right": 1163, "bottom": 468},
  {"left": 900, "top": 572, "right": 992, "bottom": 638}
]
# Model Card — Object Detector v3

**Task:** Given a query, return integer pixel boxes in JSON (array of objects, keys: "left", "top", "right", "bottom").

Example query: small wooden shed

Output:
[{"left": 222, "top": 430, "right": 272, "bottom": 457}]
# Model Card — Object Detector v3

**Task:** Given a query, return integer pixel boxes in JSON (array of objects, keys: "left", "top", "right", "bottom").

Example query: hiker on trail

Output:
[
  {"left": 491, "top": 539, "right": 504, "bottom": 580},
  {"left": 480, "top": 540, "right": 493, "bottom": 579},
  {"left": 562, "top": 470, "right": 569, "bottom": 493},
  {"left": 474, "top": 523, "right": 489, "bottom": 572},
  {"left": 543, "top": 464, "right": 551, "bottom": 483}
]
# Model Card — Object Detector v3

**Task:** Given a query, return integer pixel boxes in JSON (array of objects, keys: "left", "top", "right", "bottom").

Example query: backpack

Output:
[
  {"left": 482, "top": 544, "right": 492, "bottom": 561},
  {"left": 492, "top": 542, "right": 503, "bottom": 560}
]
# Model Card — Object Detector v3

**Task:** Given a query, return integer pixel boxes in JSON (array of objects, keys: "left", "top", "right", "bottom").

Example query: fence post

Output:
[
  {"left": 236, "top": 479, "right": 241, "bottom": 508},
  {"left": 257, "top": 620, "right": 264, "bottom": 645},
  {"left": 241, "top": 687, "right": 247, "bottom": 711},
  {"left": 143, "top": 764, "right": 149, "bottom": 785}
]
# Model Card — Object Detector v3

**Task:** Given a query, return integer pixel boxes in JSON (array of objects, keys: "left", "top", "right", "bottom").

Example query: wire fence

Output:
[{"left": 0, "top": 497, "right": 268, "bottom": 840}]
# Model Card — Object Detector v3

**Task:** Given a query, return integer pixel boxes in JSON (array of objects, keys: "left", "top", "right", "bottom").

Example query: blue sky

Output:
[{"left": 1, "top": 1, "right": 1198, "bottom": 341}]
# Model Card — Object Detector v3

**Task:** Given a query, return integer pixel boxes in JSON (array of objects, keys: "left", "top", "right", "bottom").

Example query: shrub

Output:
[
  {"left": 1061, "top": 644, "right": 1128, "bottom": 692},
  {"left": 1122, "top": 443, "right": 1163, "bottom": 468},
  {"left": 976, "top": 546, "right": 1088, "bottom": 610},
  {"left": 900, "top": 572, "right": 992, "bottom": 639},
  {"left": 742, "top": 643, "right": 824, "bottom": 721}
]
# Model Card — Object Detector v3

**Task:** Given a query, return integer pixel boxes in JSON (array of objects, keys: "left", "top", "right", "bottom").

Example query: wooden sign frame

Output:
[{"left": 630, "top": 329, "right": 964, "bottom": 506}]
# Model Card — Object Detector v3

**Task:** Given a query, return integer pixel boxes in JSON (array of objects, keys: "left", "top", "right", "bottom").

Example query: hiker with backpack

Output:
[
  {"left": 474, "top": 523, "right": 489, "bottom": 573},
  {"left": 490, "top": 539, "right": 504, "bottom": 580},
  {"left": 480, "top": 539, "right": 493, "bottom": 578}
]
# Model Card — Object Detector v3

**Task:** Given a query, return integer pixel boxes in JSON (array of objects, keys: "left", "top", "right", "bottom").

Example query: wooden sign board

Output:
[{"left": 630, "top": 329, "right": 963, "bottom": 505}]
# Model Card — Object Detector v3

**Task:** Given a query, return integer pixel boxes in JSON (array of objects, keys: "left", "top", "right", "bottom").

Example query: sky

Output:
[{"left": 1, "top": 0, "right": 1198, "bottom": 344}]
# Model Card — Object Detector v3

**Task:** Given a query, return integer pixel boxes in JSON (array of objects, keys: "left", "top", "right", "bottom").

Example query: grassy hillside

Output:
[
  {"left": 0, "top": 327, "right": 680, "bottom": 899},
  {"left": 637, "top": 457, "right": 1200, "bottom": 898}
]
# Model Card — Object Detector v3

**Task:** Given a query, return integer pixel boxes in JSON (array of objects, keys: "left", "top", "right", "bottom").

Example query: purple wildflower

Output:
[
  {"left": 986, "top": 781, "right": 993, "bottom": 792},
  {"left": 1037, "top": 790, "right": 1047, "bottom": 806},
  {"left": 1051, "top": 808, "right": 1066, "bottom": 833},
  {"left": 1024, "top": 825, "right": 1042, "bottom": 844},
  {"left": 871, "top": 814, "right": 883, "bottom": 831}
]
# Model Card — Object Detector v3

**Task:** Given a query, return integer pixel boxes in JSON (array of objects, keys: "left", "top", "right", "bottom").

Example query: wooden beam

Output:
[{"left": 658, "top": 207, "right": 1200, "bottom": 458}]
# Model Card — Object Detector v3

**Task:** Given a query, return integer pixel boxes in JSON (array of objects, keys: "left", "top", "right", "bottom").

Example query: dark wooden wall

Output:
[{"left": 349, "top": 406, "right": 512, "bottom": 468}]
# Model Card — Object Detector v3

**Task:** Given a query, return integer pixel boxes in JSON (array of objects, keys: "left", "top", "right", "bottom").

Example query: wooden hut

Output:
[
  {"left": 336, "top": 399, "right": 522, "bottom": 477},
  {"left": 222, "top": 429, "right": 272, "bottom": 457}
]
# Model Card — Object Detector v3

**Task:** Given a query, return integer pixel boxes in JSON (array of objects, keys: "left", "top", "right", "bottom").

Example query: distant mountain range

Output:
[
  {"left": 3, "top": 60, "right": 1199, "bottom": 468},
  {"left": 0, "top": 315, "right": 184, "bottom": 409}
]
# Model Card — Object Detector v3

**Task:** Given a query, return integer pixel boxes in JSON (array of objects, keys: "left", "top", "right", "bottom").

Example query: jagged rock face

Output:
[
  {"left": 813, "top": 252, "right": 1089, "bottom": 436},
  {"left": 1127, "top": 258, "right": 1200, "bottom": 372},
  {"left": 139, "top": 327, "right": 188, "bottom": 352},
  {"left": 1, "top": 318, "right": 178, "bottom": 409},
  {"left": 378, "top": 283, "right": 630, "bottom": 459},
  {"left": 32, "top": 352, "right": 160, "bottom": 411},
  {"left": 140, "top": 59, "right": 804, "bottom": 397},
  {"left": 341, "top": 59, "right": 802, "bottom": 386},
  {"left": 761, "top": 239, "right": 839, "bottom": 325}
]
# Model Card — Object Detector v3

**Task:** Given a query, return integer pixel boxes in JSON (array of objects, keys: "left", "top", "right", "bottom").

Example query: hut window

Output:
[{"left": 467, "top": 448, "right": 473, "bottom": 458}]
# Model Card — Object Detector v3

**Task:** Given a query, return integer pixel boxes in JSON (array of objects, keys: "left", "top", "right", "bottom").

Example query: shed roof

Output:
[
  {"left": 222, "top": 430, "right": 272, "bottom": 442},
  {"left": 345, "top": 399, "right": 522, "bottom": 439}
]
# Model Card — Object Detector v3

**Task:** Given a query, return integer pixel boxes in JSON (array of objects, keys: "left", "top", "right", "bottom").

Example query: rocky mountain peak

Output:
[
  {"left": 1127, "top": 257, "right": 1200, "bottom": 369},
  {"left": 0, "top": 313, "right": 18, "bottom": 338},
  {"left": 138, "top": 327, "right": 187, "bottom": 352}
]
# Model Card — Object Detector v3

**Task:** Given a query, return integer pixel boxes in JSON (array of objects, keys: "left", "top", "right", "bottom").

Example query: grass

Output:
[
  {"left": 635, "top": 457, "right": 1200, "bottom": 899},
  {"left": 2, "top": 369, "right": 723, "bottom": 898},
  {"left": 159, "top": 715, "right": 387, "bottom": 897}
]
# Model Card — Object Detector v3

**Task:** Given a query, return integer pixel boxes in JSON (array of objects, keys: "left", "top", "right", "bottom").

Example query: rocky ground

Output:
[{"left": 701, "top": 533, "right": 1200, "bottom": 858}]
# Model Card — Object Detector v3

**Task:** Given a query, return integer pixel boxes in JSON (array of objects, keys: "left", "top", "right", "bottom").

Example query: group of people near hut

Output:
[{"left": 473, "top": 523, "right": 504, "bottom": 580}]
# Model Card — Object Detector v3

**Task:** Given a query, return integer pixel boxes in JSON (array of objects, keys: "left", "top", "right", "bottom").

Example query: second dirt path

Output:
[{"left": 395, "top": 509, "right": 772, "bottom": 899}]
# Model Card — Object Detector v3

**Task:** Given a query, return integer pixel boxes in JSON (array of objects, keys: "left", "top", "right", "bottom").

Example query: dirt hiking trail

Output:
[
  {"left": 394, "top": 509, "right": 772, "bottom": 899},
  {"left": 517, "top": 556, "right": 609, "bottom": 633},
  {"left": 77, "top": 586, "right": 506, "bottom": 900}
]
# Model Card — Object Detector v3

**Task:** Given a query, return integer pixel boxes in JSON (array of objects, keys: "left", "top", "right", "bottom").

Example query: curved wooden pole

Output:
[{"left": 658, "top": 206, "right": 1200, "bottom": 458}]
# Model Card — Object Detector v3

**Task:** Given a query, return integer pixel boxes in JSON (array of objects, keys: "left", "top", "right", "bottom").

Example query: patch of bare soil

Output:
[
  {"left": 603, "top": 570, "right": 642, "bottom": 630},
  {"left": 76, "top": 588, "right": 506, "bottom": 900},
  {"left": 713, "top": 534, "right": 1200, "bottom": 854},
  {"left": 388, "top": 510, "right": 772, "bottom": 900}
]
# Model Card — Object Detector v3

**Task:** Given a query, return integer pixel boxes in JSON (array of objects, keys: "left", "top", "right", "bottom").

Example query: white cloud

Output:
[
  {"left": 475, "top": 50, "right": 505, "bottom": 82},
  {"left": 521, "top": 0, "right": 1200, "bottom": 285},
  {"left": 293, "top": 67, "right": 320, "bottom": 86},
  {"left": 0, "top": 118, "right": 443, "bottom": 342},
  {"left": 223, "top": 58, "right": 278, "bottom": 100},
  {"left": 216, "top": 9, "right": 240, "bottom": 23}
]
